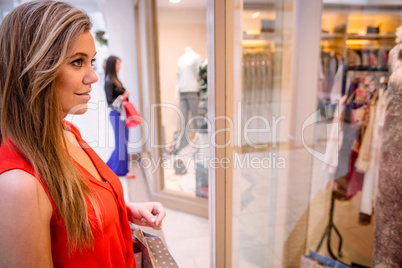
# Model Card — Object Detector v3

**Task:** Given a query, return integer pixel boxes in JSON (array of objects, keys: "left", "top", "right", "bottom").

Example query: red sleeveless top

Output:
[{"left": 0, "top": 121, "right": 135, "bottom": 268}]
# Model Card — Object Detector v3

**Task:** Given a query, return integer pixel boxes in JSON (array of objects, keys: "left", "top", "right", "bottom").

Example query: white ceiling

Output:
[
  {"left": 156, "top": 0, "right": 206, "bottom": 9},
  {"left": 156, "top": 0, "right": 279, "bottom": 9}
]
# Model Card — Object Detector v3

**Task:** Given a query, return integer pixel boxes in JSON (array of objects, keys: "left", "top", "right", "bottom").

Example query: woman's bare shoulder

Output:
[
  {"left": 0, "top": 169, "right": 41, "bottom": 191},
  {"left": 0, "top": 169, "right": 52, "bottom": 215},
  {"left": 0, "top": 169, "right": 53, "bottom": 267}
]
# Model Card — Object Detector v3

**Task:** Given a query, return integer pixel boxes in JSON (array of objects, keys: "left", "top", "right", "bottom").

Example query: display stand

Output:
[
  {"left": 316, "top": 192, "right": 372, "bottom": 268},
  {"left": 316, "top": 191, "right": 343, "bottom": 260}
]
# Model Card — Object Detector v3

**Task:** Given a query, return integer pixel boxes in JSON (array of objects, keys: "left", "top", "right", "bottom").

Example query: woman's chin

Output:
[{"left": 64, "top": 104, "right": 88, "bottom": 116}]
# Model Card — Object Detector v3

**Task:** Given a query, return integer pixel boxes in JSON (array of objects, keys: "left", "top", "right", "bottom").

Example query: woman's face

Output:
[
  {"left": 115, "top": 59, "right": 121, "bottom": 73},
  {"left": 56, "top": 30, "right": 98, "bottom": 116}
]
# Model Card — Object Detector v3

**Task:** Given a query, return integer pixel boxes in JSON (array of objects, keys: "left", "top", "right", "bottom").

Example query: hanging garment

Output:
[
  {"left": 369, "top": 50, "right": 379, "bottom": 66},
  {"left": 317, "top": 55, "right": 327, "bottom": 101},
  {"left": 378, "top": 49, "right": 387, "bottom": 67},
  {"left": 329, "top": 57, "right": 344, "bottom": 102},
  {"left": 322, "top": 95, "right": 346, "bottom": 177},
  {"left": 355, "top": 101, "right": 377, "bottom": 172},
  {"left": 346, "top": 148, "right": 364, "bottom": 200},
  {"left": 332, "top": 79, "right": 367, "bottom": 199},
  {"left": 333, "top": 82, "right": 358, "bottom": 181},
  {"left": 361, "top": 50, "right": 369, "bottom": 66},
  {"left": 333, "top": 118, "right": 357, "bottom": 199},
  {"left": 347, "top": 49, "right": 362, "bottom": 66},
  {"left": 360, "top": 89, "right": 388, "bottom": 216},
  {"left": 325, "top": 52, "right": 338, "bottom": 100}
]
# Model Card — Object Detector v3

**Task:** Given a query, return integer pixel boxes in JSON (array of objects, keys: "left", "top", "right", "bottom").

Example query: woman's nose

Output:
[{"left": 84, "top": 66, "right": 98, "bottom": 84}]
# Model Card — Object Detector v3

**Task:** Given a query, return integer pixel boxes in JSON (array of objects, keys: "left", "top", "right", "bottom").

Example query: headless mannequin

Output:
[
  {"left": 175, "top": 46, "right": 203, "bottom": 150},
  {"left": 373, "top": 42, "right": 402, "bottom": 268}
]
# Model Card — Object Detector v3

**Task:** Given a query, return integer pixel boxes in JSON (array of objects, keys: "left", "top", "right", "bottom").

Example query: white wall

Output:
[{"left": 99, "top": 0, "right": 142, "bottom": 154}]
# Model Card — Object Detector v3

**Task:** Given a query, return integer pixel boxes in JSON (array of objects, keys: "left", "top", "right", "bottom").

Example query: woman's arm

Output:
[
  {"left": 0, "top": 169, "right": 53, "bottom": 268},
  {"left": 105, "top": 78, "right": 130, "bottom": 106},
  {"left": 126, "top": 202, "right": 166, "bottom": 230}
]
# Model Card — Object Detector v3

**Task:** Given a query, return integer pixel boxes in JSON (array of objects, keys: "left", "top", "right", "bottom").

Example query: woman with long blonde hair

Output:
[{"left": 0, "top": 1, "right": 165, "bottom": 267}]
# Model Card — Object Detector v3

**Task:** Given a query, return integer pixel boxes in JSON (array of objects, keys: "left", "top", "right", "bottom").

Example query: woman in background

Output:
[
  {"left": 0, "top": 1, "right": 164, "bottom": 267},
  {"left": 104, "top": 56, "right": 136, "bottom": 178}
]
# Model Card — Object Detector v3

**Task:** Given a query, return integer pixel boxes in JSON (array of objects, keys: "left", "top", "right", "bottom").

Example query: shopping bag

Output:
[
  {"left": 133, "top": 247, "right": 142, "bottom": 268},
  {"left": 111, "top": 95, "right": 124, "bottom": 114},
  {"left": 124, "top": 101, "right": 142, "bottom": 128},
  {"left": 130, "top": 223, "right": 178, "bottom": 268}
]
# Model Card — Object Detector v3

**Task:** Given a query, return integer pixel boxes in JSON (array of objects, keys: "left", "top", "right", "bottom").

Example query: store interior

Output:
[
  {"left": 229, "top": 1, "right": 402, "bottom": 268},
  {"left": 153, "top": 0, "right": 402, "bottom": 267}
]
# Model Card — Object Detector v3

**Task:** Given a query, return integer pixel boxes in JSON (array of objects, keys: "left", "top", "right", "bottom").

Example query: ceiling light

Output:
[
  {"left": 170, "top": 0, "right": 181, "bottom": 3},
  {"left": 252, "top": 12, "right": 260, "bottom": 19}
]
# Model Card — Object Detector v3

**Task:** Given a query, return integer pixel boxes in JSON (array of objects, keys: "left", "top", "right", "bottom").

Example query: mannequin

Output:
[
  {"left": 175, "top": 46, "right": 203, "bottom": 150},
  {"left": 373, "top": 38, "right": 402, "bottom": 267}
]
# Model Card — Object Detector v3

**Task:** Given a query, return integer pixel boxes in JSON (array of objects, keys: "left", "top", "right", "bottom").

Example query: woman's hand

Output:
[
  {"left": 126, "top": 202, "right": 166, "bottom": 230},
  {"left": 124, "top": 89, "right": 131, "bottom": 97}
]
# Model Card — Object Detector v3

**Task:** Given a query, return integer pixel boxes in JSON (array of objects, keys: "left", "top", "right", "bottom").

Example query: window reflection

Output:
[{"left": 156, "top": 0, "right": 208, "bottom": 198}]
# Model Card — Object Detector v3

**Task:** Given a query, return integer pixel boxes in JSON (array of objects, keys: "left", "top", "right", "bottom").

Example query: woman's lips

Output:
[{"left": 75, "top": 92, "right": 91, "bottom": 101}]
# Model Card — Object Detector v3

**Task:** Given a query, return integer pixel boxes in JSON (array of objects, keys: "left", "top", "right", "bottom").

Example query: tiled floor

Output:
[
  {"left": 162, "top": 208, "right": 210, "bottom": 268},
  {"left": 162, "top": 141, "right": 206, "bottom": 196}
]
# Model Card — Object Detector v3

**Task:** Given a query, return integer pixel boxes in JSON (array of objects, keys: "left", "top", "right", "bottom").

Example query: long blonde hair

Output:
[{"left": 0, "top": 0, "right": 100, "bottom": 252}]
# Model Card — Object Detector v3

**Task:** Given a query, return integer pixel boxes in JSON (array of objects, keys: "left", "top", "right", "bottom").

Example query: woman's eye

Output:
[
  {"left": 91, "top": 58, "right": 96, "bottom": 67},
  {"left": 72, "top": 59, "right": 84, "bottom": 67}
]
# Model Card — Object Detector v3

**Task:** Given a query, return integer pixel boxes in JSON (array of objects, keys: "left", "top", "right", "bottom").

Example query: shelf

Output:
[
  {"left": 321, "top": 33, "right": 396, "bottom": 40},
  {"left": 243, "top": 32, "right": 275, "bottom": 41},
  {"left": 321, "top": 33, "right": 346, "bottom": 39},
  {"left": 347, "top": 33, "right": 396, "bottom": 40}
]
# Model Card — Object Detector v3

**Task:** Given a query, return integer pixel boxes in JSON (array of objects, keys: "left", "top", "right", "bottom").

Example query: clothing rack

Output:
[
  {"left": 316, "top": 65, "right": 389, "bottom": 268},
  {"left": 341, "top": 65, "right": 389, "bottom": 95}
]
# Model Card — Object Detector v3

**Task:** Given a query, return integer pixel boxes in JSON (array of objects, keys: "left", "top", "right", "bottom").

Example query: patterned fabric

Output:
[{"left": 374, "top": 60, "right": 402, "bottom": 267}]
